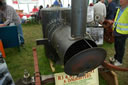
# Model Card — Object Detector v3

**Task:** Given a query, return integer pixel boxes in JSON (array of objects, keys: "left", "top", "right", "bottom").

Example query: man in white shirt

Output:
[{"left": 94, "top": 0, "right": 106, "bottom": 23}]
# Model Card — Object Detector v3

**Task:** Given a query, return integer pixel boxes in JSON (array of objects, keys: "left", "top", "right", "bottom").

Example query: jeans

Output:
[
  {"left": 114, "top": 36, "right": 127, "bottom": 63},
  {"left": 17, "top": 24, "right": 24, "bottom": 45}
]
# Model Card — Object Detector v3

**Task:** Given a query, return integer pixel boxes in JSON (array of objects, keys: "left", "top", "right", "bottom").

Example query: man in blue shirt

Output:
[
  {"left": 53, "top": 0, "right": 63, "bottom": 7},
  {"left": 106, "top": 0, "right": 117, "bottom": 20}
]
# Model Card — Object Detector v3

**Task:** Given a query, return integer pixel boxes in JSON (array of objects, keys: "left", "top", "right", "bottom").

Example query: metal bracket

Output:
[{"left": 36, "top": 38, "right": 48, "bottom": 45}]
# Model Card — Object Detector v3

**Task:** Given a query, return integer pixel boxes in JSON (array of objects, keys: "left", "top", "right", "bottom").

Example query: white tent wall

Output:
[
  {"left": 6, "top": 0, "right": 19, "bottom": 9},
  {"left": 6, "top": 0, "right": 71, "bottom": 13},
  {"left": 6, "top": 0, "right": 42, "bottom": 13},
  {"left": 41, "top": 0, "right": 72, "bottom": 8}
]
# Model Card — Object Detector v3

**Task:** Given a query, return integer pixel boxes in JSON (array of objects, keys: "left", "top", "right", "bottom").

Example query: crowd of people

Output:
[
  {"left": 0, "top": 0, "right": 66, "bottom": 25},
  {"left": 93, "top": 0, "right": 128, "bottom": 66},
  {"left": 93, "top": 0, "right": 117, "bottom": 24},
  {"left": 0, "top": 0, "right": 65, "bottom": 46}
]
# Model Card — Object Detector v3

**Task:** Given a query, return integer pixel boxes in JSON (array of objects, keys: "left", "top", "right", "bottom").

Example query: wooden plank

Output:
[
  {"left": 33, "top": 48, "right": 41, "bottom": 85},
  {"left": 49, "top": 59, "right": 55, "bottom": 72},
  {"left": 99, "top": 68, "right": 118, "bottom": 85}
]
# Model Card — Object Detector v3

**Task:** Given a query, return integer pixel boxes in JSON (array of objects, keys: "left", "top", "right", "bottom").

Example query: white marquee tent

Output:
[{"left": 6, "top": 0, "right": 93, "bottom": 13}]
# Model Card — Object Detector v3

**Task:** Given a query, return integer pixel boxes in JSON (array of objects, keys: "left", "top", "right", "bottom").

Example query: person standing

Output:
[
  {"left": 106, "top": 0, "right": 117, "bottom": 20},
  {"left": 0, "top": 0, "right": 24, "bottom": 45},
  {"left": 68, "top": 4, "right": 70, "bottom": 8},
  {"left": 109, "top": 0, "right": 128, "bottom": 66},
  {"left": 53, "top": 0, "right": 63, "bottom": 7},
  {"left": 32, "top": 6, "right": 39, "bottom": 13},
  {"left": 94, "top": 0, "right": 106, "bottom": 23},
  {"left": 46, "top": 4, "right": 50, "bottom": 8},
  {"left": 37, "top": 5, "right": 43, "bottom": 20},
  {"left": 58, "top": 0, "right": 63, "bottom": 7}
]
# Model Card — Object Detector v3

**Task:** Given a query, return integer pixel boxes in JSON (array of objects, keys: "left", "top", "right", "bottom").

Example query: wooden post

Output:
[
  {"left": 99, "top": 68, "right": 118, "bottom": 85},
  {"left": 33, "top": 48, "right": 41, "bottom": 85},
  {"left": 49, "top": 59, "right": 55, "bottom": 72}
]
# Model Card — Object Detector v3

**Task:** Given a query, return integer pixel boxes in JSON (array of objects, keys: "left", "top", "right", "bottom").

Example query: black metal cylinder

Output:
[
  {"left": 50, "top": 25, "right": 98, "bottom": 64},
  {"left": 41, "top": 7, "right": 71, "bottom": 62},
  {"left": 71, "top": 0, "right": 89, "bottom": 39},
  {"left": 48, "top": 24, "right": 106, "bottom": 75}
]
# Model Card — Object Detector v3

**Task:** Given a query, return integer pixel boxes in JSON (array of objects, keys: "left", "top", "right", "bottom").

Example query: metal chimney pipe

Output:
[{"left": 71, "top": 0, "right": 88, "bottom": 39}]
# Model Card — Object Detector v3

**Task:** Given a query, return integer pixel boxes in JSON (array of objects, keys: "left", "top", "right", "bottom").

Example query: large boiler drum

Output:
[{"left": 40, "top": 0, "right": 106, "bottom": 76}]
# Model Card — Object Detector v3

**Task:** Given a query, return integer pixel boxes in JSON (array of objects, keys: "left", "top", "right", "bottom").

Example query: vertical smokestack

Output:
[{"left": 71, "top": 0, "right": 88, "bottom": 39}]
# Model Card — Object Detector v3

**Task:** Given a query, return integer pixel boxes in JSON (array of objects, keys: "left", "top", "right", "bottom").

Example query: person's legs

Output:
[
  {"left": 17, "top": 24, "right": 24, "bottom": 45},
  {"left": 114, "top": 36, "right": 127, "bottom": 63}
]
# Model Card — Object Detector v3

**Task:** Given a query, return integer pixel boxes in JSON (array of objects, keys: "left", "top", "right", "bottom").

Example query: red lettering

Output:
[
  {"left": 65, "top": 75, "right": 68, "bottom": 79},
  {"left": 68, "top": 79, "right": 71, "bottom": 83},
  {"left": 64, "top": 80, "right": 67, "bottom": 83},
  {"left": 58, "top": 76, "right": 61, "bottom": 80}
]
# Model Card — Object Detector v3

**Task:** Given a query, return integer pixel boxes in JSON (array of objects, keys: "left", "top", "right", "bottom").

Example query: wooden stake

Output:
[
  {"left": 49, "top": 59, "right": 55, "bottom": 72},
  {"left": 99, "top": 68, "right": 118, "bottom": 85}
]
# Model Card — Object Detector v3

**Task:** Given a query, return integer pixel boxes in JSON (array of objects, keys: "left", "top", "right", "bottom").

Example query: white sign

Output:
[
  {"left": 86, "top": 27, "right": 104, "bottom": 45},
  {"left": 18, "top": 0, "right": 39, "bottom": 4},
  {"left": 54, "top": 69, "right": 99, "bottom": 85}
]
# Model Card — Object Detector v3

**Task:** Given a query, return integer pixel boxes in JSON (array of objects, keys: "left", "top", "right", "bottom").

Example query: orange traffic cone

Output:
[{"left": 0, "top": 40, "right": 6, "bottom": 58}]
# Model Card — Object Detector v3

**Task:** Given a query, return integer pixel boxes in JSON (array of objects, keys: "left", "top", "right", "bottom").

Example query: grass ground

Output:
[{"left": 4, "top": 23, "right": 128, "bottom": 85}]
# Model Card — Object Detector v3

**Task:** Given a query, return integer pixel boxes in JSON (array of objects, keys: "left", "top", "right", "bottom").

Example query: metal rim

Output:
[{"left": 64, "top": 47, "right": 106, "bottom": 75}]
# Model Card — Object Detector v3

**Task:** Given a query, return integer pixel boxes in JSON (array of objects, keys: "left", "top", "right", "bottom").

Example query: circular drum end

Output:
[{"left": 64, "top": 47, "right": 106, "bottom": 75}]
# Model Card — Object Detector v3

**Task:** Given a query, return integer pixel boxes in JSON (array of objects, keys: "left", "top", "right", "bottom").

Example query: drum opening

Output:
[{"left": 64, "top": 39, "right": 97, "bottom": 64}]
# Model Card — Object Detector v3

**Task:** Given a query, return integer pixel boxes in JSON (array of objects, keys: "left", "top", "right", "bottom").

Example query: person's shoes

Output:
[
  {"left": 21, "top": 44, "right": 24, "bottom": 47},
  {"left": 21, "top": 42, "right": 24, "bottom": 45},
  {"left": 113, "top": 60, "right": 122, "bottom": 66},
  {"left": 20, "top": 42, "right": 25, "bottom": 48},
  {"left": 109, "top": 57, "right": 122, "bottom": 66}
]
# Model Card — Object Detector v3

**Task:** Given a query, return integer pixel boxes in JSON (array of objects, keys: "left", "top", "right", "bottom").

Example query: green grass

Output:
[
  {"left": 4, "top": 23, "right": 128, "bottom": 85},
  {"left": 5, "top": 23, "right": 41, "bottom": 81}
]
